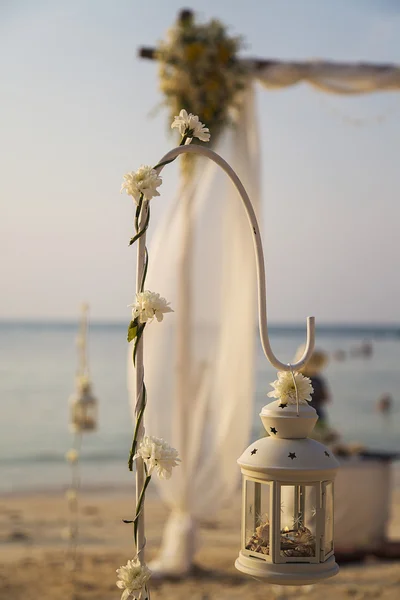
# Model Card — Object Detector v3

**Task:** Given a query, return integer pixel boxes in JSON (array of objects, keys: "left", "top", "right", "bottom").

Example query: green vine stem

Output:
[
  {"left": 128, "top": 383, "right": 146, "bottom": 471},
  {"left": 133, "top": 474, "right": 151, "bottom": 546}
]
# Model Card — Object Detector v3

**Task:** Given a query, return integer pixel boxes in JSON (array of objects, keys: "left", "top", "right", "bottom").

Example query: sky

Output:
[{"left": 1, "top": 0, "right": 400, "bottom": 323}]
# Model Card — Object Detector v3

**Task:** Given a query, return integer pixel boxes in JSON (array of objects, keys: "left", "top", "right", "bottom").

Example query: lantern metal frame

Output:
[
  {"left": 69, "top": 383, "right": 98, "bottom": 433},
  {"left": 236, "top": 401, "right": 339, "bottom": 584}
]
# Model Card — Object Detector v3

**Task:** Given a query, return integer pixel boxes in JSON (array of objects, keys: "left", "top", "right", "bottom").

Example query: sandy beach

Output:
[{"left": 1, "top": 486, "right": 399, "bottom": 600}]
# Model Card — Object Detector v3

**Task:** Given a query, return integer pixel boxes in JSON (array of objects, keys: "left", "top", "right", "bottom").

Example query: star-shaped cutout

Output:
[
  {"left": 270, "top": 427, "right": 278, "bottom": 435},
  {"left": 251, "top": 448, "right": 258, "bottom": 455},
  {"left": 288, "top": 452, "right": 297, "bottom": 460},
  {"left": 324, "top": 451, "right": 330, "bottom": 457},
  {"left": 279, "top": 403, "right": 287, "bottom": 409}
]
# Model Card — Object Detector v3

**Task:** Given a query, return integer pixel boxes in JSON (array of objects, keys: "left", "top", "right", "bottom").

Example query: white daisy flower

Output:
[
  {"left": 171, "top": 109, "right": 210, "bottom": 142},
  {"left": 137, "top": 436, "right": 180, "bottom": 479},
  {"left": 129, "top": 291, "right": 173, "bottom": 324},
  {"left": 267, "top": 371, "right": 314, "bottom": 406},
  {"left": 121, "top": 165, "right": 162, "bottom": 204},
  {"left": 116, "top": 559, "right": 151, "bottom": 600}
]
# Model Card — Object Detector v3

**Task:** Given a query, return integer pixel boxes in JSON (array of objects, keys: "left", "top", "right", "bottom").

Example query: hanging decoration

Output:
[
  {"left": 120, "top": 108, "right": 337, "bottom": 589},
  {"left": 64, "top": 304, "right": 98, "bottom": 573},
  {"left": 69, "top": 374, "right": 98, "bottom": 432},
  {"left": 236, "top": 370, "right": 339, "bottom": 584}
]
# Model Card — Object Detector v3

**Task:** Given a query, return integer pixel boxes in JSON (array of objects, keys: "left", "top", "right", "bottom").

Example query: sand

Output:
[{"left": 1, "top": 486, "right": 400, "bottom": 600}]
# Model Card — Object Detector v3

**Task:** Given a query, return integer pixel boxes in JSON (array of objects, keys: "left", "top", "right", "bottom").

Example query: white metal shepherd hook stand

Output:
[
  {"left": 155, "top": 143, "right": 315, "bottom": 371},
  {"left": 133, "top": 143, "right": 315, "bottom": 567}
]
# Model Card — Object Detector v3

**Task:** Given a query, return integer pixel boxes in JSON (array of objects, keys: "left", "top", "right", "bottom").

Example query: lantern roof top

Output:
[
  {"left": 260, "top": 400, "right": 318, "bottom": 439},
  {"left": 238, "top": 400, "right": 339, "bottom": 481},
  {"left": 238, "top": 435, "right": 339, "bottom": 480}
]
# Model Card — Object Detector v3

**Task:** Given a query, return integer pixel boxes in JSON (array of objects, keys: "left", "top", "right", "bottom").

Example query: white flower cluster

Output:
[
  {"left": 137, "top": 436, "right": 180, "bottom": 479},
  {"left": 171, "top": 109, "right": 210, "bottom": 142},
  {"left": 121, "top": 165, "right": 162, "bottom": 205},
  {"left": 116, "top": 559, "right": 151, "bottom": 600},
  {"left": 130, "top": 291, "right": 173, "bottom": 324},
  {"left": 267, "top": 371, "right": 314, "bottom": 406}
]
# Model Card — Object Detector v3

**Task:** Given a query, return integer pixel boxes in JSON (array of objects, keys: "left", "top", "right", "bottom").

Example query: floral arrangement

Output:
[
  {"left": 157, "top": 11, "right": 247, "bottom": 146},
  {"left": 268, "top": 371, "right": 314, "bottom": 407},
  {"left": 118, "top": 110, "right": 210, "bottom": 600}
]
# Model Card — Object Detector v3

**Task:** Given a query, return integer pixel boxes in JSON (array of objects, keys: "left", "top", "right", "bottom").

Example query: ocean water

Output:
[{"left": 1, "top": 321, "right": 400, "bottom": 494}]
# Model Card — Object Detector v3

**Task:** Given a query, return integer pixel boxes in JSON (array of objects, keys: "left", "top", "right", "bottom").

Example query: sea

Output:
[{"left": 1, "top": 321, "right": 400, "bottom": 494}]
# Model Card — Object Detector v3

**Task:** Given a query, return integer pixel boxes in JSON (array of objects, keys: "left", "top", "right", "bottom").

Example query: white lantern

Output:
[
  {"left": 69, "top": 379, "right": 98, "bottom": 432},
  {"left": 235, "top": 400, "right": 339, "bottom": 585}
]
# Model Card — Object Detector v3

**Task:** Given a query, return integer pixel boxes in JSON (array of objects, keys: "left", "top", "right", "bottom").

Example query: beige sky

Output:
[{"left": 1, "top": 0, "right": 400, "bottom": 323}]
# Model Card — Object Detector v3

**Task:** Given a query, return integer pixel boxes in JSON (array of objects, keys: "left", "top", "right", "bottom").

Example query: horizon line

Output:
[{"left": 0, "top": 318, "right": 399, "bottom": 330}]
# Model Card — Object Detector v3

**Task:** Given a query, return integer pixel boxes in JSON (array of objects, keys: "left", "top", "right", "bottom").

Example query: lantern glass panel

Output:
[
  {"left": 244, "top": 479, "right": 271, "bottom": 559},
  {"left": 280, "top": 484, "right": 317, "bottom": 559},
  {"left": 324, "top": 482, "right": 334, "bottom": 556}
]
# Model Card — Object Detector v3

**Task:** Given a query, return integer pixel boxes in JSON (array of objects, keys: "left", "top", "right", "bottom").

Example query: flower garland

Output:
[
  {"left": 118, "top": 110, "right": 210, "bottom": 600},
  {"left": 157, "top": 11, "right": 247, "bottom": 147}
]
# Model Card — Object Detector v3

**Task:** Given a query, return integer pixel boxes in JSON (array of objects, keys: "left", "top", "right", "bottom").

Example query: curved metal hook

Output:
[{"left": 154, "top": 144, "right": 315, "bottom": 372}]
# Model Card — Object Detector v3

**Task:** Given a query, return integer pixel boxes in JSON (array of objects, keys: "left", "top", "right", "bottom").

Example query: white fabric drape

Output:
[
  {"left": 128, "top": 86, "right": 261, "bottom": 575},
  {"left": 249, "top": 60, "right": 400, "bottom": 94}
]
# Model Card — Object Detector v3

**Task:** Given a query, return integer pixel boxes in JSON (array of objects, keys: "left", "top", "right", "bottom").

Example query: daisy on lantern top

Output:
[
  {"left": 267, "top": 371, "right": 313, "bottom": 406},
  {"left": 171, "top": 109, "right": 211, "bottom": 142},
  {"left": 121, "top": 165, "right": 162, "bottom": 204},
  {"left": 130, "top": 291, "right": 173, "bottom": 324},
  {"left": 137, "top": 435, "right": 181, "bottom": 479},
  {"left": 116, "top": 558, "right": 151, "bottom": 600}
]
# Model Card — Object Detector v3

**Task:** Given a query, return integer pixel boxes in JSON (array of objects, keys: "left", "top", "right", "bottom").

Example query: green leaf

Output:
[{"left": 127, "top": 320, "right": 138, "bottom": 342}]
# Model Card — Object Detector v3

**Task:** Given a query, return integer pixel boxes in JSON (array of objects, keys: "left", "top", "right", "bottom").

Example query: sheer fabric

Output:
[{"left": 251, "top": 60, "right": 400, "bottom": 94}]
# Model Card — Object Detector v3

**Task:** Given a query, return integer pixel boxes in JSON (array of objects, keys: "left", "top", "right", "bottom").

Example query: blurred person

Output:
[
  {"left": 376, "top": 393, "right": 392, "bottom": 414},
  {"left": 332, "top": 349, "right": 346, "bottom": 361},
  {"left": 350, "top": 340, "right": 373, "bottom": 359}
]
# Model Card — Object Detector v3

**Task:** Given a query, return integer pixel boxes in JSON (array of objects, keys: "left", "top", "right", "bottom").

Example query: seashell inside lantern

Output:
[
  {"left": 235, "top": 400, "right": 339, "bottom": 585},
  {"left": 69, "top": 377, "right": 98, "bottom": 432}
]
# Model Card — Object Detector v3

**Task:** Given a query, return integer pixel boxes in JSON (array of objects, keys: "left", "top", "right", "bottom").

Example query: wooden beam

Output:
[{"left": 137, "top": 46, "right": 399, "bottom": 74}]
